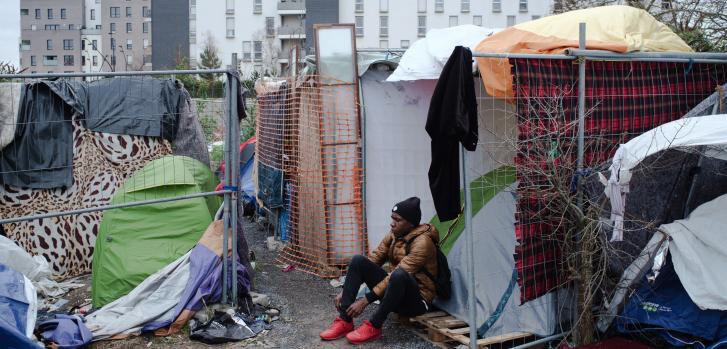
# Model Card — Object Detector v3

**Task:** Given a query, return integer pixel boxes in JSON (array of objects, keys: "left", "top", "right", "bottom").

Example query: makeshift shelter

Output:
[
  {"left": 474, "top": 5, "right": 693, "bottom": 98},
  {"left": 92, "top": 155, "right": 221, "bottom": 308},
  {"left": 0, "top": 77, "right": 211, "bottom": 278},
  {"left": 365, "top": 60, "right": 555, "bottom": 336}
]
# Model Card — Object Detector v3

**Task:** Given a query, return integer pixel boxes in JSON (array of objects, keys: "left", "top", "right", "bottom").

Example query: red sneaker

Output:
[
  {"left": 346, "top": 320, "right": 382, "bottom": 345},
  {"left": 320, "top": 317, "right": 354, "bottom": 341}
]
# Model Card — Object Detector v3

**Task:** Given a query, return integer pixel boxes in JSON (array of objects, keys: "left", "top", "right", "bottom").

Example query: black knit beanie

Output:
[{"left": 392, "top": 197, "right": 421, "bottom": 226}]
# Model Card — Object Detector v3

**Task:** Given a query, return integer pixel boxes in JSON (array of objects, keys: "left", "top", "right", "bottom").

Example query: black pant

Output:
[{"left": 339, "top": 255, "right": 428, "bottom": 328}]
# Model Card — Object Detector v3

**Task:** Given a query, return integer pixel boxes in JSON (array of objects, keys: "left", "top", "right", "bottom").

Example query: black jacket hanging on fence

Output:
[{"left": 425, "top": 46, "right": 478, "bottom": 222}]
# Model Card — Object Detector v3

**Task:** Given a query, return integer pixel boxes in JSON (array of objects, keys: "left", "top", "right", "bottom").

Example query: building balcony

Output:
[
  {"left": 277, "top": 25, "right": 306, "bottom": 40},
  {"left": 278, "top": 0, "right": 305, "bottom": 15},
  {"left": 81, "top": 28, "right": 102, "bottom": 35}
]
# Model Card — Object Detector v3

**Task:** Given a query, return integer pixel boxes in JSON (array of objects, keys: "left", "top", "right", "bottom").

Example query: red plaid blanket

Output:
[{"left": 511, "top": 58, "right": 727, "bottom": 303}]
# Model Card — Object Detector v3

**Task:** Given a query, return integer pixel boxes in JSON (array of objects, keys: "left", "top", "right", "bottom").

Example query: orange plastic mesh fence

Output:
[{"left": 255, "top": 75, "right": 367, "bottom": 278}]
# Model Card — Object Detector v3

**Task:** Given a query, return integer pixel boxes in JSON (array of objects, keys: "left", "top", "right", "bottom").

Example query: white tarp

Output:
[
  {"left": 0, "top": 235, "right": 83, "bottom": 299},
  {"left": 85, "top": 251, "right": 191, "bottom": 340},
  {"left": 659, "top": 193, "right": 727, "bottom": 310},
  {"left": 602, "top": 114, "right": 727, "bottom": 241},
  {"left": 387, "top": 25, "right": 497, "bottom": 82},
  {"left": 361, "top": 67, "right": 554, "bottom": 337}
]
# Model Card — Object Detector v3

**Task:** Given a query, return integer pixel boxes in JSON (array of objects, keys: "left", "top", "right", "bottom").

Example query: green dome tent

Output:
[{"left": 92, "top": 156, "right": 221, "bottom": 308}]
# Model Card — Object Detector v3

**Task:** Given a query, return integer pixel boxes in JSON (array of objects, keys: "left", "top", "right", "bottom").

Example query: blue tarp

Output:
[
  {"left": 0, "top": 263, "right": 41, "bottom": 349},
  {"left": 617, "top": 258, "right": 727, "bottom": 348}
]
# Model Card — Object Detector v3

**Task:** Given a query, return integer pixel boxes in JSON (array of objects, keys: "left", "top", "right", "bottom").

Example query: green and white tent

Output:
[{"left": 92, "top": 156, "right": 221, "bottom": 308}]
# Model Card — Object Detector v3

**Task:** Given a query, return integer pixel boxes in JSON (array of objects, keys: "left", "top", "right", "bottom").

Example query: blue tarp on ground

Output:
[
  {"left": 0, "top": 263, "right": 41, "bottom": 349},
  {"left": 617, "top": 258, "right": 727, "bottom": 348}
]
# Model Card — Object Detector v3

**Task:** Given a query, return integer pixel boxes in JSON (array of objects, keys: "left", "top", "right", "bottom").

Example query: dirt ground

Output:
[{"left": 55, "top": 219, "right": 439, "bottom": 349}]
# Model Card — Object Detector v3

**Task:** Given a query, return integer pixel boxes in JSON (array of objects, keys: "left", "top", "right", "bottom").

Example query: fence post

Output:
[
  {"left": 462, "top": 144, "right": 478, "bottom": 349},
  {"left": 577, "top": 23, "right": 586, "bottom": 204},
  {"left": 222, "top": 69, "right": 233, "bottom": 304},
  {"left": 230, "top": 53, "right": 241, "bottom": 306}
]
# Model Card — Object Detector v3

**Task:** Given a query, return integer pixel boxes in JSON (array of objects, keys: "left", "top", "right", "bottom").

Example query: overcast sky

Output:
[{"left": 0, "top": 1, "right": 21, "bottom": 66}]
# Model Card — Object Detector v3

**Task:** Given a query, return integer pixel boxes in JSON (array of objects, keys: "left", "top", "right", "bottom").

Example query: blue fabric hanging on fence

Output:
[
  {"left": 278, "top": 182, "right": 293, "bottom": 241},
  {"left": 258, "top": 163, "right": 284, "bottom": 208}
]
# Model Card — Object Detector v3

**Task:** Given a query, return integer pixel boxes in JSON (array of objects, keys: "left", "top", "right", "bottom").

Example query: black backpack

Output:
[{"left": 405, "top": 236, "right": 452, "bottom": 300}]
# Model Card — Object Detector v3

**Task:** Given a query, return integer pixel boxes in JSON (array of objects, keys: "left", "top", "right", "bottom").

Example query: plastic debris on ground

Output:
[
  {"left": 37, "top": 314, "right": 92, "bottom": 349},
  {"left": 189, "top": 310, "right": 271, "bottom": 344},
  {"left": 330, "top": 276, "right": 345, "bottom": 288},
  {"left": 281, "top": 265, "right": 295, "bottom": 273}
]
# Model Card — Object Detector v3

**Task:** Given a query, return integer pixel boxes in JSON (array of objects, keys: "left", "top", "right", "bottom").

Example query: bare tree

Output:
[{"left": 253, "top": 29, "right": 281, "bottom": 77}]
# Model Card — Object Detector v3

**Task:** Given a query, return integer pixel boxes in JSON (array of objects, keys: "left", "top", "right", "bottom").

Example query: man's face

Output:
[{"left": 390, "top": 212, "right": 414, "bottom": 237}]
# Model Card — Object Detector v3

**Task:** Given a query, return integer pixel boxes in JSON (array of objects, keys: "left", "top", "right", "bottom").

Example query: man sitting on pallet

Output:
[{"left": 320, "top": 197, "right": 439, "bottom": 344}]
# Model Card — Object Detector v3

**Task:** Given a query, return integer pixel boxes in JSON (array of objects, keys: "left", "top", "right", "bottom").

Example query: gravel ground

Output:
[{"left": 55, "top": 218, "right": 439, "bottom": 349}]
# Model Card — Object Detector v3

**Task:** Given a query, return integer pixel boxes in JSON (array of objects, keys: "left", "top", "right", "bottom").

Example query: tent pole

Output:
[
  {"left": 461, "top": 144, "right": 478, "bottom": 349},
  {"left": 576, "top": 23, "right": 586, "bottom": 207},
  {"left": 230, "top": 54, "right": 241, "bottom": 306}
]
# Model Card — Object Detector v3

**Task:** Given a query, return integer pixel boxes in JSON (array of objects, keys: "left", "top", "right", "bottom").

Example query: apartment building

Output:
[
  {"left": 82, "top": 0, "right": 104, "bottom": 73},
  {"left": 20, "top": 0, "right": 84, "bottom": 74},
  {"left": 340, "top": 0, "right": 551, "bottom": 50},
  {"left": 195, "top": 0, "right": 551, "bottom": 77},
  {"left": 101, "top": 0, "right": 152, "bottom": 71},
  {"left": 192, "top": 0, "right": 304, "bottom": 77}
]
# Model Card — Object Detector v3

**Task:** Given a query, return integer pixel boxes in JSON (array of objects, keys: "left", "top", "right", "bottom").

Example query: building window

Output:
[
  {"left": 379, "top": 16, "right": 388, "bottom": 37},
  {"left": 45, "top": 24, "right": 60, "bottom": 30},
  {"left": 506, "top": 15, "right": 516, "bottom": 27},
  {"left": 400, "top": 40, "right": 409, "bottom": 49},
  {"left": 493, "top": 0, "right": 502, "bottom": 12},
  {"left": 81, "top": 40, "right": 85, "bottom": 50},
  {"left": 111, "top": 38, "right": 116, "bottom": 51},
  {"left": 44, "top": 55, "right": 58, "bottom": 66},
  {"left": 242, "top": 41, "right": 251, "bottom": 61},
  {"left": 143, "top": 6, "right": 150, "bottom": 17},
  {"left": 90, "top": 9, "right": 96, "bottom": 20},
  {"left": 254, "top": 0, "right": 262, "bottom": 14},
  {"left": 143, "top": 38, "right": 149, "bottom": 48},
  {"left": 96, "top": 24, "right": 102, "bottom": 29},
  {"left": 47, "top": 9, "right": 53, "bottom": 19},
  {"left": 379, "top": 40, "right": 388, "bottom": 49},
  {"left": 126, "top": 6, "right": 132, "bottom": 17},
  {"left": 143, "top": 22, "right": 149, "bottom": 33},
  {"left": 461, "top": 0, "right": 470, "bottom": 12},
  {"left": 31, "top": 24, "right": 37, "bottom": 30},
  {"left": 473, "top": 15, "right": 482, "bottom": 26},
  {"left": 93, "top": 56, "right": 98, "bottom": 66},
  {"left": 417, "top": 15, "right": 426, "bottom": 37},
  {"left": 355, "top": 0, "right": 363, "bottom": 12},
  {"left": 380, "top": 0, "right": 388, "bottom": 12},
  {"left": 226, "top": 0, "right": 234, "bottom": 14},
  {"left": 662, "top": 0, "right": 672, "bottom": 9},
  {"left": 61, "top": 8, "right": 67, "bottom": 19},
  {"left": 435, "top": 0, "right": 444, "bottom": 12},
  {"left": 532, "top": 15, "right": 540, "bottom": 20},
  {"left": 35, "top": 9, "right": 41, "bottom": 18},
  {"left": 449, "top": 16, "right": 458, "bottom": 27},
  {"left": 81, "top": 56, "right": 86, "bottom": 66},
  {"left": 63, "top": 39, "right": 73, "bottom": 50},
  {"left": 20, "top": 8, "right": 29, "bottom": 15},
  {"left": 417, "top": 0, "right": 426, "bottom": 12},
  {"left": 226, "top": 17, "right": 235, "bottom": 37},
  {"left": 126, "top": 22, "right": 132, "bottom": 32},
  {"left": 253, "top": 41, "right": 262, "bottom": 61},
  {"left": 110, "top": 7, "right": 120, "bottom": 18},
  {"left": 30, "top": 56, "right": 37, "bottom": 66},
  {"left": 144, "top": 55, "right": 152, "bottom": 65},
  {"left": 47, "top": 39, "right": 53, "bottom": 50},
  {"left": 355, "top": 16, "right": 363, "bottom": 37},
  {"left": 266, "top": 17, "right": 274, "bottom": 37},
  {"left": 110, "top": 22, "right": 116, "bottom": 33},
  {"left": 127, "top": 39, "right": 132, "bottom": 50},
  {"left": 64, "top": 55, "right": 74, "bottom": 66},
  {"left": 92, "top": 40, "right": 98, "bottom": 50},
  {"left": 519, "top": 0, "right": 528, "bottom": 12},
  {"left": 21, "top": 40, "right": 31, "bottom": 51}
]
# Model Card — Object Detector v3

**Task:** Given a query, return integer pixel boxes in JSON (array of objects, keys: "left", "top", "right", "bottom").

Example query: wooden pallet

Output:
[{"left": 412, "top": 311, "right": 534, "bottom": 348}]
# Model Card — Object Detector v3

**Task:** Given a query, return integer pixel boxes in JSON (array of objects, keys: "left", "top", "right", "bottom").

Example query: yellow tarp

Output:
[{"left": 475, "top": 5, "right": 693, "bottom": 99}]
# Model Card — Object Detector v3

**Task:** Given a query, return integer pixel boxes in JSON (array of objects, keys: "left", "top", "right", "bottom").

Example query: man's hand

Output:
[
  {"left": 334, "top": 293, "right": 343, "bottom": 311},
  {"left": 346, "top": 298, "right": 369, "bottom": 319}
]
